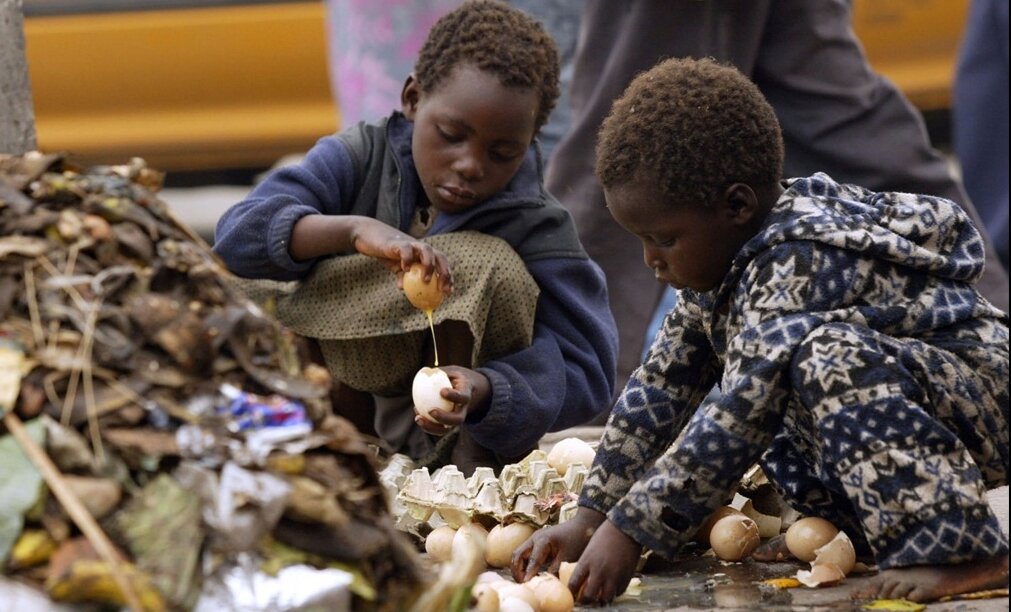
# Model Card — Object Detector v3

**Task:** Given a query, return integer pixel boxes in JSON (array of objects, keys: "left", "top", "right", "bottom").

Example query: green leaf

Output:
[{"left": 0, "top": 418, "right": 47, "bottom": 564}]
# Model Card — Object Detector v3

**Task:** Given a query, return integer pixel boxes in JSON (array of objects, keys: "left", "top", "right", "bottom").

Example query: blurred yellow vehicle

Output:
[
  {"left": 24, "top": 0, "right": 338, "bottom": 172},
  {"left": 23, "top": 0, "right": 967, "bottom": 173}
]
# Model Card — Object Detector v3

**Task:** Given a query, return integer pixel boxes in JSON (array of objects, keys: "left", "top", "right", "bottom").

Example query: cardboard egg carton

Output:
[{"left": 388, "top": 449, "right": 589, "bottom": 529}]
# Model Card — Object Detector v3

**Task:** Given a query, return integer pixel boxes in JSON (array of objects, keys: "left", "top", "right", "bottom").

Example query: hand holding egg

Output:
[{"left": 412, "top": 366, "right": 455, "bottom": 423}]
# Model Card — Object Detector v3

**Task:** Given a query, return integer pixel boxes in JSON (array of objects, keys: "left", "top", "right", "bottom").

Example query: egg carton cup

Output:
[{"left": 392, "top": 449, "right": 590, "bottom": 529}]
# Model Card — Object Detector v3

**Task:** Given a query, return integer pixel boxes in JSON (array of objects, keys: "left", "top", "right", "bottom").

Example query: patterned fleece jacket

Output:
[{"left": 579, "top": 173, "right": 1009, "bottom": 560}]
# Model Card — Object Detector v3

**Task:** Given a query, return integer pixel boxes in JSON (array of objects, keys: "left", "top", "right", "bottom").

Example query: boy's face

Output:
[
  {"left": 605, "top": 180, "right": 757, "bottom": 293},
  {"left": 402, "top": 64, "right": 539, "bottom": 214}
]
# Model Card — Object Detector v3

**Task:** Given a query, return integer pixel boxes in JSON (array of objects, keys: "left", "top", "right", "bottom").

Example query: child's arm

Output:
[
  {"left": 213, "top": 136, "right": 358, "bottom": 280},
  {"left": 460, "top": 257, "right": 621, "bottom": 457}
]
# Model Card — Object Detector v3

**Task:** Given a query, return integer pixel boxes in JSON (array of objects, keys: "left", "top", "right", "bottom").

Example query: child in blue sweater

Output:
[
  {"left": 513, "top": 57, "right": 1008, "bottom": 604},
  {"left": 213, "top": 1, "right": 617, "bottom": 473}
]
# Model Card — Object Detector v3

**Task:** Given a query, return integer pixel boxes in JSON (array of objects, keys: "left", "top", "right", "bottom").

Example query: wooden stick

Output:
[{"left": 2, "top": 411, "right": 145, "bottom": 611}]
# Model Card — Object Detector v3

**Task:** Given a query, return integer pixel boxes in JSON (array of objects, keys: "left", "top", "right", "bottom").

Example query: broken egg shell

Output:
[
  {"left": 811, "top": 530, "right": 856, "bottom": 575},
  {"left": 740, "top": 499, "right": 783, "bottom": 539},
  {"left": 529, "top": 573, "right": 575, "bottom": 612},
  {"left": 709, "top": 514, "right": 760, "bottom": 561},
  {"left": 412, "top": 366, "right": 455, "bottom": 422},
  {"left": 403, "top": 263, "right": 444, "bottom": 311},
  {"left": 486, "top": 521, "right": 537, "bottom": 568},
  {"left": 696, "top": 505, "right": 745, "bottom": 545},
  {"left": 796, "top": 562, "right": 846, "bottom": 587},
  {"left": 425, "top": 525, "right": 456, "bottom": 561},
  {"left": 785, "top": 517, "right": 839, "bottom": 562},
  {"left": 472, "top": 583, "right": 501, "bottom": 612},
  {"left": 545, "top": 438, "right": 595, "bottom": 476}
]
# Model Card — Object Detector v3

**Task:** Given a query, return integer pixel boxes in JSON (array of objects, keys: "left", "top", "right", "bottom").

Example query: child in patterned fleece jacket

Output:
[{"left": 513, "top": 57, "right": 1009, "bottom": 604}]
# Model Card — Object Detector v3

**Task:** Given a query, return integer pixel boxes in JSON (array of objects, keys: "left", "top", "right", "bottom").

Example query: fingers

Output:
[
  {"left": 413, "top": 415, "right": 453, "bottom": 435},
  {"left": 510, "top": 541, "right": 532, "bottom": 582}
]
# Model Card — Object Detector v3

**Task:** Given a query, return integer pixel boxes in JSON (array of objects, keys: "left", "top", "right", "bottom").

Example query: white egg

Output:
[
  {"left": 472, "top": 583, "right": 500, "bottom": 612},
  {"left": 545, "top": 438, "right": 596, "bottom": 476},
  {"left": 492, "top": 583, "right": 538, "bottom": 610},
  {"left": 412, "top": 367, "right": 455, "bottom": 422},
  {"left": 486, "top": 522, "right": 536, "bottom": 568},
  {"left": 425, "top": 525, "right": 456, "bottom": 561},
  {"left": 453, "top": 522, "right": 489, "bottom": 569},
  {"left": 530, "top": 573, "right": 575, "bottom": 612}
]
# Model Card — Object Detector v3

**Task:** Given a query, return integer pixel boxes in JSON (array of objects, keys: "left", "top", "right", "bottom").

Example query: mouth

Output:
[{"left": 437, "top": 185, "right": 477, "bottom": 207}]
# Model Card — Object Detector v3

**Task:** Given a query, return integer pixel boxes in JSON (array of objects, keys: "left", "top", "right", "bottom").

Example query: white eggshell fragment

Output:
[
  {"left": 486, "top": 522, "right": 537, "bottom": 568},
  {"left": 811, "top": 530, "right": 856, "bottom": 575},
  {"left": 740, "top": 499, "right": 784, "bottom": 539},
  {"left": 412, "top": 367, "right": 455, "bottom": 422},
  {"left": 785, "top": 517, "right": 839, "bottom": 562},
  {"left": 709, "top": 514, "right": 760, "bottom": 561},
  {"left": 796, "top": 562, "right": 847, "bottom": 587},
  {"left": 425, "top": 525, "right": 457, "bottom": 561},
  {"left": 545, "top": 438, "right": 596, "bottom": 476}
]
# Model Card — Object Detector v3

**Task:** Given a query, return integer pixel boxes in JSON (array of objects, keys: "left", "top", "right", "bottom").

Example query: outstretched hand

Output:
[
  {"left": 568, "top": 519, "right": 643, "bottom": 605},
  {"left": 511, "top": 507, "right": 606, "bottom": 583}
]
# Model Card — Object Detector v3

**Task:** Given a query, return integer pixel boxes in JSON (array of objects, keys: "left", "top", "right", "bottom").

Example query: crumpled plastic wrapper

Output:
[{"left": 194, "top": 553, "right": 351, "bottom": 612}]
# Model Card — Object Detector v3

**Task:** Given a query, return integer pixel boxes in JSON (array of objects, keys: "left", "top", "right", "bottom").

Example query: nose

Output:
[
  {"left": 451, "top": 147, "right": 484, "bottom": 181},
  {"left": 643, "top": 244, "right": 663, "bottom": 270}
]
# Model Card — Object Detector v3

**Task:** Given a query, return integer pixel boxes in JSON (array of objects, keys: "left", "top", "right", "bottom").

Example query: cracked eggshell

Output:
[
  {"left": 811, "top": 530, "right": 856, "bottom": 575},
  {"left": 546, "top": 438, "right": 596, "bottom": 476},
  {"left": 796, "top": 562, "right": 846, "bottom": 587},
  {"left": 696, "top": 505, "right": 745, "bottom": 545},
  {"left": 412, "top": 367, "right": 454, "bottom": 422},
  {"left": 425, "top": 525, "right": 456, "bottom": 561},
  {"left": 709, "top": 514, "right": 760, "bottom": 561},
  {"left": 740, "top": 499, "right": 783, "bottom": 539},
  {"left": 785, "top": 517, "right": 839, "bottom": 562}
]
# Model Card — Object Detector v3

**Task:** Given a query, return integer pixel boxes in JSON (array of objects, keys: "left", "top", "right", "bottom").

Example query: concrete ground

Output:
[{"left": 543, "top": 428, "right": 1009, "bottom": 611}]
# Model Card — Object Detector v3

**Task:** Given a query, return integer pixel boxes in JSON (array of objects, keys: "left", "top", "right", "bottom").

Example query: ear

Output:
[
  {"left": 721, "top": 183, "right": 759, "bottom": 225},
  {"left": 401, "top": 73, "right": 420, "bottom": 120}
]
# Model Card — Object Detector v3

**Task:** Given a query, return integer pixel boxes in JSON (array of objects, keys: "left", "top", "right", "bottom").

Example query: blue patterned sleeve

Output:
[{"left": 579, "top": 292, "right": 720, "bottom": 516}]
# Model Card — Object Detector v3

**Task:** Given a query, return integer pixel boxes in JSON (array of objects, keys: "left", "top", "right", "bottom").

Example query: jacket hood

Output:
[{"left": 729, "top": 173, "right": 986, "bottom": 288}]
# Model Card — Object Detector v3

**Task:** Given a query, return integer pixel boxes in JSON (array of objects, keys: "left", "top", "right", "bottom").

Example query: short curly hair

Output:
[
  {"left": 414, "top": 0, "right": 560, "bottom": 134},
  {"left": 596, "top": 57, "right": 784, "bottom": 205}
]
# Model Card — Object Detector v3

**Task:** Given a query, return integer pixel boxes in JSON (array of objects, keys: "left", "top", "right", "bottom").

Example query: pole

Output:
[{"left": 0, "top": 0, "right": 37, "bottom": 154}]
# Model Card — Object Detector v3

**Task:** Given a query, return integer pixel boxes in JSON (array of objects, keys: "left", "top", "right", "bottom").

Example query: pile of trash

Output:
[{"left": 0, "top": 153, "right": 423, "bottom": 610}]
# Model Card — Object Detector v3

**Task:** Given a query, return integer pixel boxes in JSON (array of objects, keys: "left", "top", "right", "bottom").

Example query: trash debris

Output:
[{"left": 0, "top": 153, "right": 424, "bottom": 609}]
